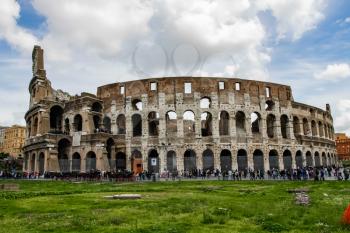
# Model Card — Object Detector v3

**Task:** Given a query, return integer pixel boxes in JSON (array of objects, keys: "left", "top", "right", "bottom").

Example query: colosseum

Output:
[{"left": 23, "top": 46, "right": 338, "bottom": 175}]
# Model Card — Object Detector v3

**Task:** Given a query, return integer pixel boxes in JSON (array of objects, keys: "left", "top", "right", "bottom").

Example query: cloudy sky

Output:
[{"left": 0, "top": 0, "right": 350, "bottom": 133}]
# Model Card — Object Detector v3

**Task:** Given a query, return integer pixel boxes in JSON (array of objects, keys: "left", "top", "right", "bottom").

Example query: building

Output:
[
  {"left": 23, "top": 46, "right": 338, "bottom": 174},
  {"left": 3, "top": 125, "right": 26, "bottom": 158},
  {"left": 335, "top": 133, "right": 350, "bottom": 161},
  {"left": 0, "top": 126, "right": 8, "bottom": 153}
]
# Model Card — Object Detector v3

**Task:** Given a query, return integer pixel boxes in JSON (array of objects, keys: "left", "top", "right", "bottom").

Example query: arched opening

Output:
[
  {"left": 116, "top": 152, "right": 126, "bottom": 170},
  {"left": 283, "top": 150, "right": 292, "bottom": 170},
  {"left": 31, "top": 154, "right": 36, "bottom": 172},
  {"left": 91, "top": 102, "right": 102, "bottom": 112},
  {"left": 200, "top": 97, "right": 211, "bottom": 108},
  {"left": 93, "top": 115, "right": 101, "bottom": 132},
  {"left": 295, "top": 151, "right": 303, "bottom": 168},
  {"left": 322, "top": 152, "right": 327, "bottom": 166},
  {"left": 106, "top": 138, "right": 115, "bottom": 168},
  {"left": 253, "top": 149, "right": 264, "bottom": 171},
  {"left": 269, "top": 150, "right": 279, "bottom": 170},
  {"left": 202, "top": 149, "right": 214, "bottom": 172},
  {"left": 201, "top": 112, "right": 212, "bottom": 136},
  {"left": 306, "top": 151, "right": 313, "bottom": 167},
  {"left": 327, "top": 153, "right": 331, "bottom": 166},
  {"left": 324, "top": 124, "right": 329, "bottom": 138},
  {"left": 219, "top": 111, "right": 229, "bottom": 136},
  {"left": 33, "top": 117, "right": 38, "bottom": 136},
  {"left": 236, "top": 111, "right": 246, "bottom": 137},
  {"left": 166, "top": 151, "right": 177, "bottom": 172},
  {"left": 38, "top": 152, "right": 45, "bottom": 174},
  {"left": 131, "top": 150, "right": 143, "bottom": 174},
  {"left": 132, "top": 99, "right": 143, "bottom": 111},
  {"left": 117, "top": 114, "right": 126, "bottom": 134},
  {"left": 265, "top": 100, "right": 274, "bottom": 111},
  {"left": 314, "top": 151, "right": 321, "bottom": 167},
  {"left": 24, "top": 154, "right": 28, "bottom": 170},
  {"left": 86, "top": 151, "right": 96, "bottom": 171},
  {"left": 166, "top": 111, "right": 177, "bottom": 135},
  {"left": 103, "top": 116, "right": 111, "bottom": 133},
  {"left": 49, "top": 105, "right": 63, "bottom": 133},
  {"left": 183, "top": 110, "right": 195, "bottom": 137},
  {"left": 148, "top": 150, "right": 159, "bottom": 173},
  {"left": 280, "top": 115, "right": 289, "bottom": 139},
  {"left": 64, "top": 118, "right": 70, "bottom": 134},
  {"left": 293, "top": 116, "right": 300, "bottom": 136},
  {"left": 318, "top": 122, "right": 324, "bottom": 137},
  {"left": 311, "top": 120, "right": 317, "bottom": 136},
  {"left": 58, "top": 138, "right": 70, "bottom": 172},
  {"left": 303, "top": 118, "right": 309, "bottom": 135},
  {"left": 237, "top": 149, "right": 248, "bottom": 171},
  {"left": 220, "top": 150, "right": 232, "bottom": 172},
  {"left": 27, "top": 120, "right": 32, "bottom": 137},
  {"left": 148, "top": 111, "right": 159, "bottom": 136},
  {"left": 73, "top": 114, "right": 83, "bottom": 132},
  {"left": 72, "top": 152, "right": 81, "bottom": 172},
  {"left": 251, "top": 112, "right": 261, "bottom": 134},
  {"left": 184, "top": 149, "right": 196, "bottom": 172},
  {"left": 266, "top": 114, "right": 276, "bottom": 138},
  {"left": 132, "top": 114, "right": 142, "bottom": 137}
]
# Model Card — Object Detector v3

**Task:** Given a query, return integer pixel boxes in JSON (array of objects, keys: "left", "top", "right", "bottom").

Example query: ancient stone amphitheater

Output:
[{"left": 23, "top": 46, "right": 338, "bottom": 175}]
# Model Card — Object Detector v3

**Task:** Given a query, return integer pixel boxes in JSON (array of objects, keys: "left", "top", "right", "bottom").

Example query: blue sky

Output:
[{"left": 0, "top": 0, "right": 350, "bottom": 133}]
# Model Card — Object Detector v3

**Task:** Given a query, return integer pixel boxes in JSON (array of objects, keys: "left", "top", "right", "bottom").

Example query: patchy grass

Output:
[{"left": 0, "top": 180, "right": 350, "bottom": 232}]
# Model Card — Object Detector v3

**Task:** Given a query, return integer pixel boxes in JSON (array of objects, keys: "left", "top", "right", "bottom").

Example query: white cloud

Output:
[
  {"left": 0, "top": 0, "right": 329, "bottom": 126},
  {"left": 334, "top": 99, "right": 350, "bottom": 135},
  {"left": 256, "top": 0, "right": 326, "bottom": 41},
  {"left": 0, "top": 0, "right": 38, "bottom": 53},
  {"left": 314, "top": 63, "right": 350, "bottom": 81},
  {"left": 345, "top": 17, "right": 350, "bottom": 23}
]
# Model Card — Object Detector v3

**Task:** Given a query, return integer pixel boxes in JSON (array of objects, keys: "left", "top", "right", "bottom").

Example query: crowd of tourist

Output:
[{"left": 1, "top": 166, "right": 349, "bottom": 182}]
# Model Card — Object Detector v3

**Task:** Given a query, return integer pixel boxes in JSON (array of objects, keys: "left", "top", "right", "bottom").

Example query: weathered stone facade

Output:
[{"left": 23, "top": 46, "right": 338, "bottom": 174}]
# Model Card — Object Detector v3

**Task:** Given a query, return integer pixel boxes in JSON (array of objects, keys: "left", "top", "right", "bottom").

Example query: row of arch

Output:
[
  {"left": 24, "top": 147, "right": 337, "bottom": 173},
  {"left": 27, "top": 103, "right": 334, "bottom": 141}
]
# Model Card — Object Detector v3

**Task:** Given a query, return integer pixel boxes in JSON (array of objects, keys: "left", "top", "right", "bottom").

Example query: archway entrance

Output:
[
  {"left": 148, "top": 150, "right": 159, "bottom": 173},
  {"left": 220, "top": 150, "right": 232, "bottom": 172},
  {"left": 237, "top": 149, "right": 248, "bottom": 171},
  {"left": 253, "top": 149, "right": 264, "bottom": 171},
  {"left": 131, "top": 150, "right": 143, "bottom": 174},
  {"left": 202, "top": 149, "right": 214, "bottom": 172}
]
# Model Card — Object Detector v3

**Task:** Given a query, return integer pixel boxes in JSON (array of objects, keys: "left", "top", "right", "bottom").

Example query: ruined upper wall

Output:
[{"left": 97, "top": 77, "right": 294, "bottom": 109}]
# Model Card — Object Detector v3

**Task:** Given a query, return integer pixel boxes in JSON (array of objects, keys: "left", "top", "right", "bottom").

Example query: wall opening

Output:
[
  {"left": 183, "top": 110, "right": 195, "bottom": 137},
  {"left": 49, "top": 105, "right": 63, "bottom": 133},
  {"left": 166, "top": 111, "right": 177, "bottom": 135},
  {"left": 219, "top": 111, "right": 229, "bottom": 136},
  {"left": 91, "top": 102, "right": 102, "bottom": 112},
  {"left": 253, "top": 149, "right": 264, "bottom": 171},
  {"left": 236, "top": 111, "right": 246, "bottom": 137},
  {"left": 280, "top": 115, "right": 289, "bottom": 139},
  {"left": 200, "top": 97, "right": 211, "bottom": 108},
  {"left": 184, "top": 150, "right": 196, "bottom": 173},
  {"left": 237, "top": 149, "right": 248, "bottom": 171},
  {"left": 201, "top": 112, "right": 212, "bottom": 136},
  {"left": 148, "top": 150, "right": 160, "bottom": 174},
  {"left": 73, "top": 114, "right": 83, "bottom": 132},
  {"left": 148, "top": 111, "right": 159, "bottom": 136},
  {"left": 251, "top": 112, "right": 260, "bottom": 133},
  {"left": 117, "top": 114, "right": 126, "bottom": 134},
  {"left": 266, "top": 114, "right": 276, "bottom": 138},
  {"left": 202, "top": 149, "right": 214, "bottom": 172},
  {"left": 269, "top": 150, "right": 279, "bottom": 170},
  {"left": 132, "top": 99, "right": 143, "bottom": 111},
  {"left": 132, "top": 114, "right": 142, "bottom": 137}
]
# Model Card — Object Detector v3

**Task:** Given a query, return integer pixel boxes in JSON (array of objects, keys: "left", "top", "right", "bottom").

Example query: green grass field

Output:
[{"left": 0, "top": 180, "right": 349, "bottom": 233}]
